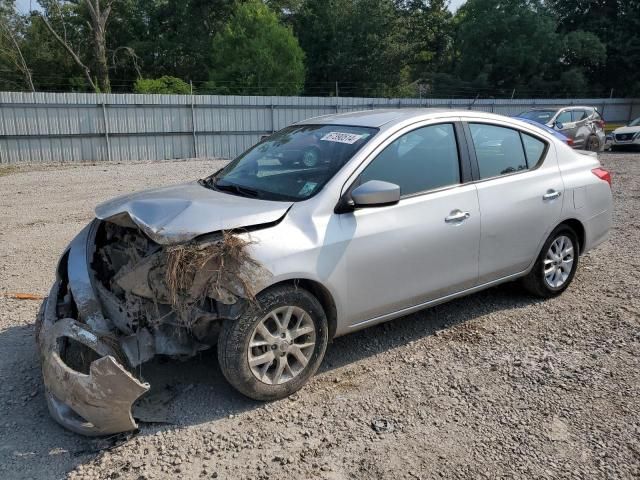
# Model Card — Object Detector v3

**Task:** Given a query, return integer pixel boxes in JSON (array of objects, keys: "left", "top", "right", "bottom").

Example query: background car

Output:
[
  {"left": 518, "top": 106, "right": 606, "bottom": 151},
  {"left": 608, "top": 116, "right": 640, "bottom": 150},
  {"left": 515, "top": 116, "right": 573, "bottom": 146}
]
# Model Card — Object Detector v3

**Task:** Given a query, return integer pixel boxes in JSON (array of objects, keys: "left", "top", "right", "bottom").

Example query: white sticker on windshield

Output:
[
  {"left": 320, "top": 132, "right": 363, "bottom": 144},
  {"left": 298, "top": 181, "right": 318, "bottom": 197}
]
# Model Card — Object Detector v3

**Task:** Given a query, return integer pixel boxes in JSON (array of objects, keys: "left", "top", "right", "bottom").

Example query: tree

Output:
[
  {"left": 453, "top": 0, "right": 560, "bottom": 93},
  {"left": 111, "top": 0, "right": 235, "bottom": 85},
  {"left": 547, "top": 0, "right": 640, "bottom": 96},
  {"left": 0, "top": 1, "right": 34, "bottom": 91},
  {"left": 37, "top": 0, "right": 115, "bottom": 92},
  {"left": 396, "top": 0, "right": 454, "bottom": 86},
  {"left": 134, "top": 75, "right": 191, "bottom": 94},
  {"left": 208, "top": 0, "right": 305, "bottom": 95},
  {"left": 294, "top": 0, "right": 406, "bottom": 96}
]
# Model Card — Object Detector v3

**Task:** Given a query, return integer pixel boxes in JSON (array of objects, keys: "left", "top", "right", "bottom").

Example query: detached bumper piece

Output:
[{"left": 37, "top": 224, "right": 149, "bottom": 436}]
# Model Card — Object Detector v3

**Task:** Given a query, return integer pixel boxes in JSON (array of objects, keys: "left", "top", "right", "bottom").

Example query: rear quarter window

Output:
[{"left": 521, "top": 133, "right": 547, "bottom": 168}]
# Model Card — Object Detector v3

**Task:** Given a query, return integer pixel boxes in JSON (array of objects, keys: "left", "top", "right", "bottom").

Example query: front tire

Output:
[
  {"left": 522, "top": 225, "right": 579, "bottom": 298},
  {"left": 217, "top": 285, "right": 328, "bottom": 401}
]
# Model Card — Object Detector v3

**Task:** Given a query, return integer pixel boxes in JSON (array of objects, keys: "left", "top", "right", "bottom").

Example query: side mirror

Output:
[
  {"left": 554, "top": 121, "right": 564, "bottom": 130},
  {"left": 351, "top": 180, "right": 400, "bottom": 208}
]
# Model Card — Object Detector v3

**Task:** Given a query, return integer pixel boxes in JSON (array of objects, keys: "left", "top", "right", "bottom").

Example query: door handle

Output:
[
  {"left": 543, "top": 190, "right": 562, "bottom": 201},
  {"left": 445, "top": 210, "right": 471, "bottom": 223}
]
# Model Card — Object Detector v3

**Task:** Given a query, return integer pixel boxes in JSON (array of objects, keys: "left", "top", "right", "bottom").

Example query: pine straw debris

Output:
[{"left": 164, "top": 231, "right": 267, "bottom": 324}]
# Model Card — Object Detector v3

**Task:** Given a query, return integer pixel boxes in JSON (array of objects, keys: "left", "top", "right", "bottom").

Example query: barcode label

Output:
[{"left": 320, "top": 132, "right": 363, "bottom": 144}]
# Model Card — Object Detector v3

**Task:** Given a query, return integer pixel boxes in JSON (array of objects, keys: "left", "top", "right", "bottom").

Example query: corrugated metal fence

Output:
[{"left": 1, "top": 92, "right": 638, "bottom": 164}]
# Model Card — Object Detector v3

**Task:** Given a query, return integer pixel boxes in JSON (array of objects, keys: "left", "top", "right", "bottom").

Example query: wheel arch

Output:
[
  {"left": 557, "top": 218, "right": 586, "bottom": 254},
  {"left": 261, "top": 278, "right": 338, "bottom": 340}
]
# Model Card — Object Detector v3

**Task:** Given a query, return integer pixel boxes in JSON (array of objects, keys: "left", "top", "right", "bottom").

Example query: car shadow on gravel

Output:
[
  {"left": 133, "top": 281, "right": 543, "bottom": 430},
  {"left": 0, "top": 281, "right": 541, "bottom": 479},
  {"left": 0, "top": 321, "right": 97, "bottom": 480}
]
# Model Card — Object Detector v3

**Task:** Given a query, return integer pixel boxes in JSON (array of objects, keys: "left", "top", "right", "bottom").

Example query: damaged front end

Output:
[{"left": 37, "top": 217, "right": 271, "bottom": 436}]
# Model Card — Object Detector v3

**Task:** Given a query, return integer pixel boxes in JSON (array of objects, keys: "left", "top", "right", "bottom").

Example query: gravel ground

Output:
[{"left": 0, "top": 152, "right": 638, "bottom": 480}]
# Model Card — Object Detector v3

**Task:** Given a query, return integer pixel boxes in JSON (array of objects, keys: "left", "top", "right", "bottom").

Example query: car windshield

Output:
[
  {"left": 629, "top": 117, "right": 640, "bottom": 127},
  {"left": 203, "top": 124, "right": 378, "bottom": 201}
]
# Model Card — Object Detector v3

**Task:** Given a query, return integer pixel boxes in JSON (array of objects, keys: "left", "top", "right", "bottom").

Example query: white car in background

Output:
[{"left": 608, "top": 116, "right": 640, "bottom": 150}]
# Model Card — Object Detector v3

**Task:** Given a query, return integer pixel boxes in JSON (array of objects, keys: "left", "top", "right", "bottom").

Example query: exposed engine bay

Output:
[{"left": 37, "top": 216, "right": 272, "bottom": 436}]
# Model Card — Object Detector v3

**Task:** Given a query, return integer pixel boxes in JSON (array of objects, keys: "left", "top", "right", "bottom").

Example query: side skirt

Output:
[{"left": 345, "top": 270, "right": 528, "bottom": 334}]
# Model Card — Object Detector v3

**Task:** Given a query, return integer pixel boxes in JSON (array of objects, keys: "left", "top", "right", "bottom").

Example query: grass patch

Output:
[{"left": 0, "top": 165, "right": 20, "bottom": 177}]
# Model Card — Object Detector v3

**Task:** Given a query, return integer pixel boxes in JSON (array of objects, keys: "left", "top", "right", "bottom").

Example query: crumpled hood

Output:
[
  {"left": 95, "top": 182, "right": 292, "bottom": 245},
  {"left": 613, "top": 126, "right": 640, "bottom": 135}
]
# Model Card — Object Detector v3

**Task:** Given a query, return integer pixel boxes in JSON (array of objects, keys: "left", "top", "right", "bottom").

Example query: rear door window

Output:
[
  {"left": 359, "top": 123, "right": 461, "bottom": 196},
  {"left": 468, "top": 124, "right": 528, "bottom": 179}
]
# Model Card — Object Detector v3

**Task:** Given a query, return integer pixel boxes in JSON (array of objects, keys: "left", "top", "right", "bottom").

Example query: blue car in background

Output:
[{"left": 515, "top": 117, "right": 573, "bottom": 146}]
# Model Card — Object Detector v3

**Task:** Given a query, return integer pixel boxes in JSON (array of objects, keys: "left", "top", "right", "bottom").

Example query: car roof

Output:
[
  {"left": 296, "top": 108, "right": 518, "bottom": 128},
  {"left": 525, "top": 106, "right": 596, "bottom": 111}
]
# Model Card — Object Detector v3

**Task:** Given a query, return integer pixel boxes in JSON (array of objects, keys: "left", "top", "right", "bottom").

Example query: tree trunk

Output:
[
  {"left": 85, "top": 0, "right": 112, "bottom": 93},
  {"left": 92, "top": 19, "right": 110, "bottom": 92},
  {"left": 40, "top": 0, "right": 113, "bottom": 93}
]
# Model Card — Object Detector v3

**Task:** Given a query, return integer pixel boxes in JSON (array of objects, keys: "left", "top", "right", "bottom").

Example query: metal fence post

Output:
[
  {"left": 190, "top": 84, "right": 198, "bottom": 158},
  {"left": 271, "top": 104, "right": 275, "bottom": 133},
  {"left": 101, "top": 100, "right": 112, "bottom": 162}
]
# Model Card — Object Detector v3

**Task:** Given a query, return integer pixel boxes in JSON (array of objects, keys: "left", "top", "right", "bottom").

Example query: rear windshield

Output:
[
  {"left": 205, "top": 124, "right": 378, "bottom": 202},
  {"left": 518, "top": 110, "right": 556, "bottom": 124}
]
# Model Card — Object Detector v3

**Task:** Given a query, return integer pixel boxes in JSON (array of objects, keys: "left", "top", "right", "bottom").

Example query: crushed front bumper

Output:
[{"left": 37, "top": 223, "right": 150, "bottom": 436}]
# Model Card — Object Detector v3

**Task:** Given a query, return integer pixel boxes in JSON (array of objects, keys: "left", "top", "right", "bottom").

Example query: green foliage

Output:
[
  {"left": 547, "top": 0, "right": 640, "bottom": 96},
  {"left": 133, "top": 76, "right": 191, "bottom": 94},
  {"left": 208, "top": 0, "right": 305, "bottom": 95},
  {"left": 294, "top": 0, "right": 406, "bottom": 96},
  {"left": 0, "top": 0, "right": 638, "bottom": 97},
  {"left": 454, "top": 0, "right": 559, "bottom": 88}
]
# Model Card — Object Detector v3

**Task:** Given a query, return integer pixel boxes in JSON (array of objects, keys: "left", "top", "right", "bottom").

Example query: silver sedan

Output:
[{"left": 38, "top": 109, "right": 613, "bottom": 435}]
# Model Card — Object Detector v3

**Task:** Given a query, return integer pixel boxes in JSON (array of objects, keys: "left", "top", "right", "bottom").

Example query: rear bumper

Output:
[{"left": 37, "top": 225, "right": 149, "bottom": 436}]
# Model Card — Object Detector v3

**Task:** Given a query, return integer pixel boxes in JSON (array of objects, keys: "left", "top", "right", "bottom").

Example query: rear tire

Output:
[
  {"left": 522, "top": 225, "right": 579, "bottom": 298},
  {"left": 586, "top": 134, "right": 600, "bottom": 152},
  {"left": 217, "top": 285, "right": 328, "bottom": 401}
]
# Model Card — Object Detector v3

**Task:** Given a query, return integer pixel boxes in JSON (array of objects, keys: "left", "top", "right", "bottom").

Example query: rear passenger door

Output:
[{"left": 464, "top": 121, "right": 563, "bottom": 283}]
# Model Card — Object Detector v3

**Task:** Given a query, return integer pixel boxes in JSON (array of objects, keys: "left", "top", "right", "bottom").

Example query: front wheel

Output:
[
  {"left": 217, "top": 285, "right": 328, "bottom": 401},
  {"left": 522, "top": 225, "right": 579, "bottom": 298}
]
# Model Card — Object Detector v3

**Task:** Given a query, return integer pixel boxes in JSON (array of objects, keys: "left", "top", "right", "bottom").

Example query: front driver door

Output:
[{"left": 338, "top": 122, "right": 481, "bottom": 327}]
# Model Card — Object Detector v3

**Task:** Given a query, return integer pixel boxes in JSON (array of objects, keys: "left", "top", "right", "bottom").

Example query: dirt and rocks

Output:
[{"left": 0, "top": 152, "right": 638, "bottom": 480}]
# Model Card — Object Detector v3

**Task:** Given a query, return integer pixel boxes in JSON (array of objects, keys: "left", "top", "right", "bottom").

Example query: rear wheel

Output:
[
  {"left": 217, "top": 285, "right": 328, "bottom": 401},
  {"left": 586, "top": 134, "right": 600, "bottom": 152},
  {"left": 522, "top": 225, "right": 579, "bottom": 298}
]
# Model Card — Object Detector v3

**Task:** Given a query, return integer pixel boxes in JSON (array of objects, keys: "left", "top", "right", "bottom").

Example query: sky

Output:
[
  {"left": 15, "top": 0, "right": 467, "bottom": 13},
  {"left": 15, "top": 0, "right": 36, "bottom": 13}
]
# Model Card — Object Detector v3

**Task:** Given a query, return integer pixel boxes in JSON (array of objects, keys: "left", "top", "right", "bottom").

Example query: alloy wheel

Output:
[
  {"left": 247, "top": 306, "right": 316, "bottom": 385},
  {"left": 543, "top": 235, "right": 575, "bottom": 288}
]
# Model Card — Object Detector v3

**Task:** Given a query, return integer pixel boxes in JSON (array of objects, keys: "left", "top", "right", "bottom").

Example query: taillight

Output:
[
  {"left": 592, "top": 167, "right": 611, "bottom": 186},
  {"left": 597, "top": 120, "right": 606, "bottom": 130},
  {"left": 566, "top": 137, "right": 574, "bottom": 146}
]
